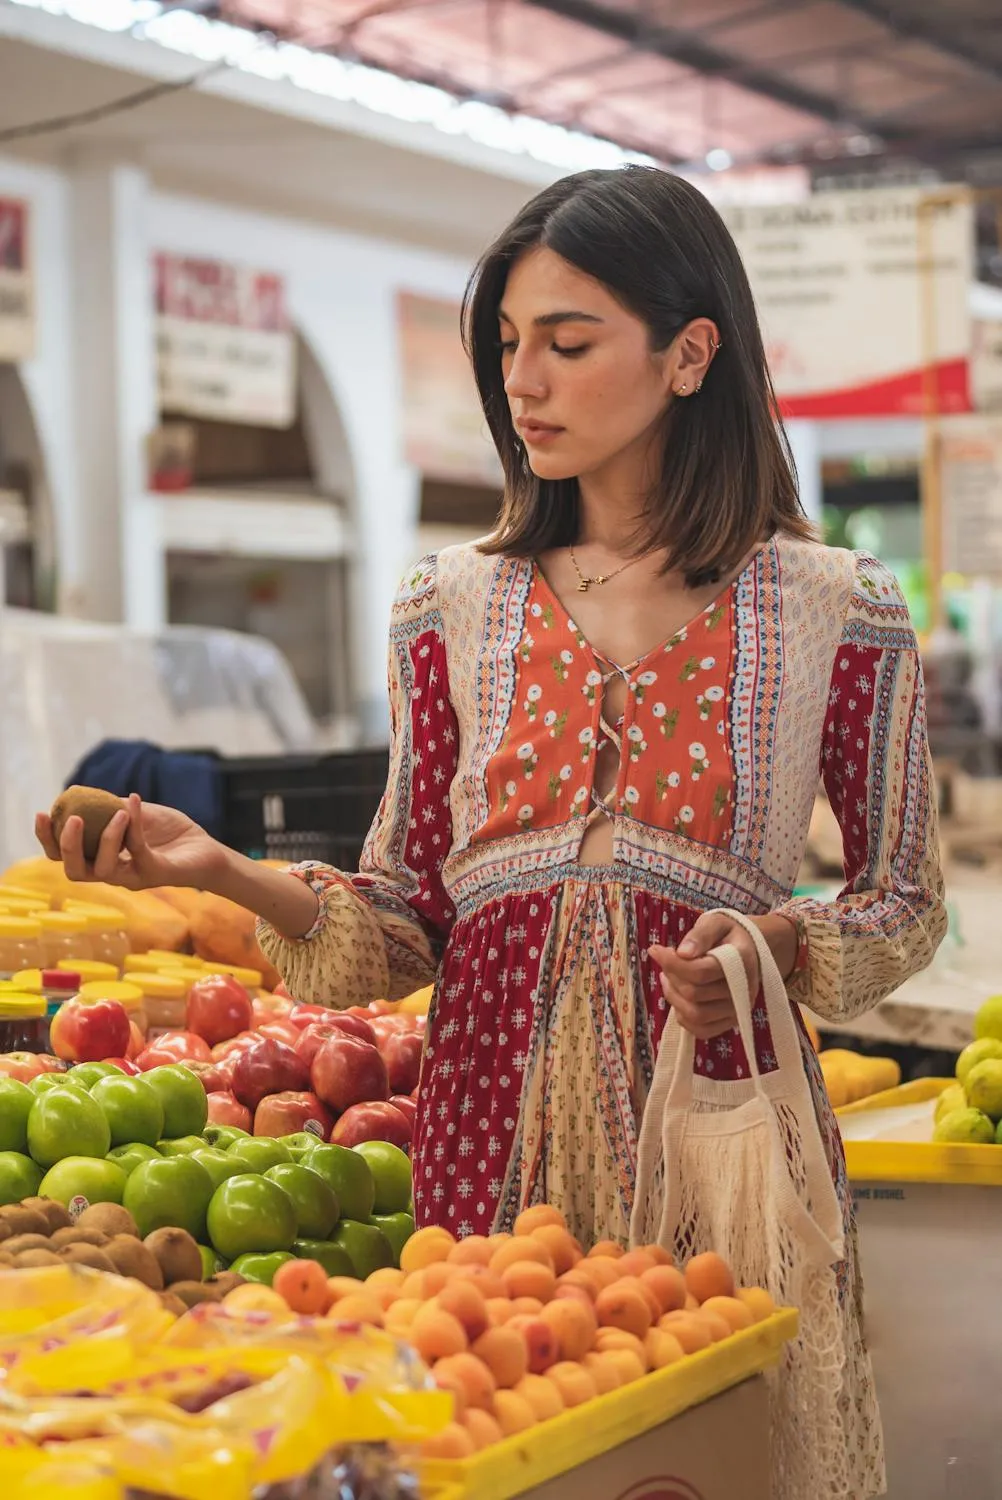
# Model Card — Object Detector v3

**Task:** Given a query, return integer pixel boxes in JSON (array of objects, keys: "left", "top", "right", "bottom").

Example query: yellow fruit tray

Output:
[
  {"left": 837, "top": 1078, "right": 1002, "bottom": 1187},
  {"left": 419, "top": 1309, "right": 798, "bottom": 1500}
]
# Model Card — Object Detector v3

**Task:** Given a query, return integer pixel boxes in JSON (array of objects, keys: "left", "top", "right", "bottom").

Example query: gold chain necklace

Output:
[{"left": 568, "top": 543, "right": 647, "bottom": 593}]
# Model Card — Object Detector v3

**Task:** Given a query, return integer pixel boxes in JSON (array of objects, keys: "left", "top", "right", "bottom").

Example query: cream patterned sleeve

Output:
[
  {"left": 779, "top": 554, "right": 947, "bottom": 1024},
  {"left": 257, "top": 556, "right": 458, "bottom": 1006}
]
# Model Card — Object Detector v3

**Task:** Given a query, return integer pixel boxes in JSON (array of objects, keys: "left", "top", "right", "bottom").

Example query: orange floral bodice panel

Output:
[{"left": 478, "top": 566, "right": 737, "bottom": 849}]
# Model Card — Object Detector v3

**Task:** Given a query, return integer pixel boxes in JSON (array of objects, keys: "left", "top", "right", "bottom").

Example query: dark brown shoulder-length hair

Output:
[{"left": 462, "top": 165, "right": 815, "bottom": 585}]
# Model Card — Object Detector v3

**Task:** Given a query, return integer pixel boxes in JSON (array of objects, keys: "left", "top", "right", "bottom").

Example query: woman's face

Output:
[{"left": 499, "top": 246, "right": 674, "bottom": 485}]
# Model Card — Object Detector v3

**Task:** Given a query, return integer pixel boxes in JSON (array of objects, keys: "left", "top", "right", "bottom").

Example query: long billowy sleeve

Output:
[
  {"left": 779, "top": 553, "right": 947, "bottom": 1024},
  {"left": 257, "top": 554, "right": 458, "bottom": 1006}
]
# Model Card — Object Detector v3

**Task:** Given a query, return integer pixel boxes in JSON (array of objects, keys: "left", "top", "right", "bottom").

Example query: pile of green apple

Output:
[
  {"left": 933, "top": 994, "right": 1002, "bottom": 1145},
  {"left": 0, "top": 1061, "right": 415, "bottom": 1288}
]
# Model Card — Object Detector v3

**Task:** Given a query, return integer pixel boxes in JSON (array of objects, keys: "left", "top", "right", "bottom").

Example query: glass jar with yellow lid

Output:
[
  {"left": 61, "top": 903, "right": 129, "bottom": 969},
  {"left": 0, "top": 892, "right": 50, "bottom": 915},
  {"left": 122, "top": 971, "right": 189, "bottom": 1034},
  {"left": 125, "top": 952, "right": 203, "bottom": 978},
  {"left": 37, "top": 911, "right": 94, "bottom": 968},
  {"left": 55, "top": 959, "right": 121, "bottom": 984},
  {"left": 0, "top": 916, "right": 44, "bottom": 977},
  {"left": 0, "top": 993, "right": 49, "bottom": 1052},
  {"left": 75, "top": 979, "right": 148, "bottom": 1038}
]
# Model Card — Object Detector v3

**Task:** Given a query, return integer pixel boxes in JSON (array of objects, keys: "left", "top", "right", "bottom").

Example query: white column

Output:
[
  {"left": 68, "top": 152, "right": 161, "bottom": 626},
  {"left": 785, "top": 418, "right": 823, "bottom": 528}
]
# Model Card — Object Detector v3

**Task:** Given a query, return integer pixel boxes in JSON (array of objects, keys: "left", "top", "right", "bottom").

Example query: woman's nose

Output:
[{"left": 504, "top": 350, "right": 546, "bottom": 399}]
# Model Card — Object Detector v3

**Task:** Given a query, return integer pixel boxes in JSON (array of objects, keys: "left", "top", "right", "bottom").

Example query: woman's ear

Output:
[{"left": 670, "top": 318, "right": 722, "bottom": 397}]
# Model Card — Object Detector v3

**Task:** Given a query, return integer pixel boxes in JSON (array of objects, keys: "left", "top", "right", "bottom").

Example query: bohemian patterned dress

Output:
[{"left": 260, "top": 531, "right": 945, "bottom": 1495}]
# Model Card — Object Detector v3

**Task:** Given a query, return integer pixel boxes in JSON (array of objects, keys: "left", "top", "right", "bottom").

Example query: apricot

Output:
[
  {"left": 509, "top": 1296, "right": 544, "bottom": 1318},
  {"left": 326, "top": 1276, "right": 364, "bottom": 1304},
  {"left": 684, "top": 1293, "right": 700, "bottom": 1311},
  {"left": 434, "top": 1351, "right": 497, "bottom": 1411},
  {"left": 598, "top": 1346, "right": 646, "bottom": 1385},
  {"left": 659, "top": 1312, "right": 712, "bottom": 1354},
  {"left": 449, "top": 1234, "right": 493, "bottom": 1266},
  {"left": 502, "top": 1261, "right": 557, "bottom": 1304},
  {"left": 540, "top": 1297, "right": 598, "bottom": 1361},
  {"left": 552, "top": 1282, "right": 595, "bottom": 1314},
  {"left": 507, "top": 1314, "right": 559, "bottom": 1374},
  {"left": 546, "top": 1361, "right": 598, "bottom": 1408},
  {"left": 684, "top": 1251, "right": 735, "bottom": 1304},
  {"left": 644, "top": 1328, "right": 686, "bottom": 1369},
  {"left": 697, "top": 1310, "right": 732, "bottom": 1343},
  {"left": 577, "top": 1256, "right": 622, "bottom": 1292},
  {"left": 515, "top": 1372, "right": 565, "bottom": 1420},
  {"left": 529, "top": 1225, "right": 581, "bottom": 1275},
  {"left": 423, "top": 1261, "right": 459, "bottom": 1296},
  {"left": 634, "top": 1278, "right": 663, "bottom": 1322},
  {"left": 420, "top": 1422, "right": 475, "bottom": 1459},
  {"left": 587, "top": 1239, "right": 624, "bottom": 1259},
  {"left": 490, "top": 1238, "right": 554, "bottom": 1276},
  {"left": 700, "top": 1296, "right": 754, "bottom": 1334},
  {"left": 472, "top": 1325, "right": 529, "bottom": 1388},
  {"left": 640, "top": 1243, "right": 674, "bottom": 1266},
  {"left": 592, "top": 1327, "right": 649, "bottom": 1368},
  {"left": 640, "top": 1265, "right": 688, "bottom": 1316},
  {"left": 595, "top": 1282, "right": 652, "bottom": 1339},
  {"left": 557, "top": 1268, "right": 597, "bottom": 1299},
  {"left": 432, "top": 1360, "right": 467, "bottom": 1418},
  {"left": 486, "top": 1233, "right": 513, "bottom": 1252},
  {"left": 437, "top": 1281, "right": 490, "bottom": 1341},
  {"left": 451, "top": 1264, "right": 507, "bottom": 1300},
  {"left": 400, "top": 1226, "right": 454, "bottom": 1274},
  {"left": 583, "top": 1350, "right": 623, "bottom": 1394},
  {"left": 223, "top": 1284, "right": 287, "bottom": 1316},
  {"left": 617, "top": 1249, "right": 657, "bottom": 1278},
  {"left": 493, "top": 1389, "right": 538, "bottom": 1435},
  {"left": 486, "top": 1296, "right": 514, "bottom": 1326},
  {"left": 331, "top": 1293, "right": 384, "bottom": 1327},
  {"left": 736, "top": 1287, "right": 777, "bottom": 1323},
  {"left": 410, "top": 1305, "right": 468, "bottom": 1362},
  {"left": 384, "top": 1298, "right": 423, "bottom": 1335},
  {"left": 274, "top": 1258, "right": 330, "bottom": 1315},
  {"left": 514, "top": 1204, "right": 567, "bottom": 1236},
  {"left": 462, "top": 1408, "right": 504, "bottom": 1450},
  {"left": 364, "top": 1267, "right": 406, "bottom": 1308},
  {"left": 401, "top": 1270, "right": 428, "bottom": 1301}
]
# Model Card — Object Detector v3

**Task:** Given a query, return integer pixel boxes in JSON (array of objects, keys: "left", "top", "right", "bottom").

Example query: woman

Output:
[{"left": 39, "top": 167, "right": 944, "bottom": 1496}]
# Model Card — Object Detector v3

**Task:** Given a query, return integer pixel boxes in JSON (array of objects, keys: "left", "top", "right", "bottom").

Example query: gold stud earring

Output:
[
  {"left": 695, "top": 378, "right": 704, "bottom": 393},
  {"left": 677, "top": 382, "right": 688, "bottom": 395}
]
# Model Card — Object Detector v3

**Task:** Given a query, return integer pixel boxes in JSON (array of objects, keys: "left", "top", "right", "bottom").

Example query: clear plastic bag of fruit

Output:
[{"left": 0, "top": 1266, "right": 172, "bottom": 1393}]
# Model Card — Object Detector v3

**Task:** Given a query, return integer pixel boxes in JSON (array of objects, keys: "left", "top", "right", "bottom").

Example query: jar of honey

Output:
[
  {"left": 0, "top": 917, "right": 44, "bottom": 977},
  {"left": 63, "top": 904, "right": 130, "bottom": 969},
  {"left": 37, "top": 912, "right": 93, "bottom": 968},
  {"left": 0, "top": 994, "right": 49, "bottom": 1053},
  {"left": 122, "top": 971, "right": 188, "bottom": 1034}
]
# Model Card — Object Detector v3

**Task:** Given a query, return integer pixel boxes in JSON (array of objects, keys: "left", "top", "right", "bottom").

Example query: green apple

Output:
[
  {"left": 965, "top": 1060, "right": 1002, "bottom": 1122},
  {"left": 956, "top": 1038, "right": 1002, "bottom": 1087},
  {"left": 303, "top": 1144, "right": 375, "bottom": 1223},
  {"left": 39, "top": 1156, "right": 127, "bottom": 1210},
  {"left": 189, "top": 1147, "right": 247, "bottom": 1191},
  {"left": 107, "top": 1142, "right": 161, "bottom": 1177},
  {"left": 292, "top": 1239, "right": 355, "bottom": 1277},
  {"left": 0, "top": 1150, "right": 43, "bottom": 1204},
  {"left": 974, "top": 994, "right": 1002, "bottom": 1043},
  {"left": 157, "top": 1135, "right": 204, "bottom": 1157},
  {"left": 371, "top": 1211, "right": 415, "bottom": 1266},
  {"left": 70, "top": 1062, "right": 125, "bottom": 1090},
  {"left": 206, "top": 1174, "right": 297, "bottom": 1261},
  {"left": 353, "top": 1141, "right": 412, "bottom": 1215},
  {"left": 265, "top": 1163, "right": 339, "bottom": 1239},
  {"left": 280, "top": 1132, "right": 325, "bottom": 1163},
  {"left": 144, "top": 1065, "right": 208, "bottom": 1139},
  {"left": 123, "top": 1154, "right": 214, "bottom": 1239},
  {"left": 27, "top": 1089, "right": 111, "bottom": 1168},
  {"left": 932, "top": 1107, "right": 995, "bottom": 1144},
  {"left": 329, "top": 1219, "right": 392, "bottom": 1278},
  {"left": 29, "top": 1073, "right": 86, "bottom": 1096},
  {"left": 91, "top": 1074, "right": 164, "bottom": 1148},
  {"left": 228, "top": 1250, "right": 294, "bottom": 1286},
  {"left": 226, "top": 1138, "right": 291, "bottom": 1173},
  {"left": 0, "top": 1078, "right": 33, "bottom": 1154},
  {"left": 199, "top": 1244, "right": 227, "bottom": 1278},
  {"left": 202, "top": 1124, "right": 249, "bottom": 1151}
]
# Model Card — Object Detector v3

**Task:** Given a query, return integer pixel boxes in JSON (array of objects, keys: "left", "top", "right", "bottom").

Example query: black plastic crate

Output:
[{"left": 219, "top": 748, "right": 390, "bottom": 871}]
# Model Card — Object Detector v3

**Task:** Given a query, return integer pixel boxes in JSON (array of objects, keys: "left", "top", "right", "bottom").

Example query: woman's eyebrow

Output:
[{"left": 497, "top": 309, "right": 605, "bottom": 328}]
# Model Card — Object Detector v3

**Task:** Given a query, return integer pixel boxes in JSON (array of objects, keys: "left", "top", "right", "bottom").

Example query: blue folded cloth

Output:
[{"left": 67, "top": 739, "right": 224, "bottom": 841}]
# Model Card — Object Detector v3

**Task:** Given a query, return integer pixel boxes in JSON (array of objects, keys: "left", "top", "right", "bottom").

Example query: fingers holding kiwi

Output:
[{"left": 49, "top": 786, "right": 129, "bottom": 880}]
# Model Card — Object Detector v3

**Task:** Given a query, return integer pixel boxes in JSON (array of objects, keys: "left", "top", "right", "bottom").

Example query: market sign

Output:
[
  {"left": 972, "top": 320, "right": 1002, "bottom": 413},
  {"left": 940, "top": 416, "right": 1002, "bottom": 581},
  {"left": 154, "top": 253, "right": 295, "bottom": 427},
  {"left": 398, "top": 291, "right": 503, "bottom": 486},
  {"left": 721, "top": 186, "right": 974, "bottom": 419},
  {"left": 0, "top": 198, "right": 34, "bottom": 363}
]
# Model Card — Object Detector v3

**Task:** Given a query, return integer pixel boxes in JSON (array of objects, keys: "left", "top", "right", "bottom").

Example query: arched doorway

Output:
[{"left": 0, "top": 361, "right": 55, "bottom": 610}]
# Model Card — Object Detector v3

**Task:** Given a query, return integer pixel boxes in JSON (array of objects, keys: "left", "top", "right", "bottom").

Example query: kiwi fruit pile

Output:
[{"left": 0, "top": 1201, "right": 243, "bottom": 1311}]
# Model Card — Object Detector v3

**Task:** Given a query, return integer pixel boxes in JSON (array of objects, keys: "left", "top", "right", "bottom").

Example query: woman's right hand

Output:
[{"left": 35, "top": 793, "right": 227, "bottom": 892}]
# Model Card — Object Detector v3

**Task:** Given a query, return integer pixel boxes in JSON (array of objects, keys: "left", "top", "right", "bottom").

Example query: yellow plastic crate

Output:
[
  {"left": 420, "top": 1309, "right": 798, "bottom": 1500},
  {"left": 837, "top": 1077, "right": 1002, "bottom": 1186}
]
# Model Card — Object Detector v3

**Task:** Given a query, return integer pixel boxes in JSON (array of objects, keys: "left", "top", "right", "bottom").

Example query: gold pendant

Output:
[{"left": 577, "top": 579, "right": 590, "bottom": 592}]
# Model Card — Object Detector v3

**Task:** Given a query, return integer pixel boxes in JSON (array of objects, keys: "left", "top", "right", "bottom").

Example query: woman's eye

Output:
[
  {"left": 553, "top": 344, "right": 588, "bottom": 358},
  {"left": 498, "top": 340, "right": 517, "bottom": 354}
]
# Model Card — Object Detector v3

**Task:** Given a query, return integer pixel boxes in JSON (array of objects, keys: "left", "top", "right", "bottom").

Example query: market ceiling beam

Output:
[{"left": 830, "top": 0, "right": 1002, "bottom": 88}]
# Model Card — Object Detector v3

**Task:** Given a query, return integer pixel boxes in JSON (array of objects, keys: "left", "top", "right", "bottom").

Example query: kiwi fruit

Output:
[
  {"left": 0, "top": 1252, "right": 14, "bottom": 1268},
  {"left": 104, "top": 1235, "right": 164, "bottom": 1291},
  {"left": 205, "top": 1271, "right": 244, "bottom": 1297},
  {"left": 59, "top": 1243, "right": 116, "bottom": 1273},
  {"left": 168, "top": 1280, "right": 222, "bottom": 1308},
  {"left": 0, "top": 1206, "right": 50, "bottom": 1237},
  {"left": 14, "top": 1249, "right": 63, "bottom": 1268},
  {"left": 21, "top": 1198, "right": 73, "bottom": 1234},
  {"left": 4, "top": 1234, "right": 54, "bottom": 1256},
  {"left": 0, "top": 1222, "right": 12, "bottom": 1244},
  {"left": 51, "top": 1226, "right": 109, "bottom": 1249},
  {"left": 144, "top": 1227, "right": 202, "bottom": 1286},
  {"left": 158, "top": 1291, "right": 188, "bottom": 1318},
  {"left": 76, "top": 1203, "right": 139, "bottom": 1239},
  {"left": 50, "top": 786, "right": 126, "bottom": 862}
]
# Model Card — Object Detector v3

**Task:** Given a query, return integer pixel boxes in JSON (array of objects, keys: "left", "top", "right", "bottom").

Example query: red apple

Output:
[
  {"left": 367, "top": 1015, "right": 416, "bottom": 1043},
  {"left": 389, "top": 1094, "right": 418, "bottom": 1131},
  {"left": 330, "top": 1101, "right": 413, "bottom": 1150},
  {"left": 186, "top": 975, "right": 254, "bottom": 1047},
  {"left": 287, "top": 1004, "right": 331, "bottom": 1031},
  {"left": 212, "top": 1032, "right": 260, "bottom": 1064},
  {"left": 0, "top": 1052, "right": 49, "bottom": 1083},
  {"left": 206, "top": 1091, "right": 252, "bottom": 1131},
  {"left": 256, "top": 1019, "right": 302, "bottom": 1049},
  {"left": 50, "top": 999, "right": 131, "bottom": 1063},
  {"left": 135, "top": 1031, "right": 212, "bottom": 1070},
  {"left": 126, "top": 1021, "right": 145, "bottom": 1060},
  {"left": 101, "top": 1056, "right": 141, "bottom": 1076},
  {"left": 180, "top": 1058, "right": 233, "bottom": 1094},
  {"left": 379, "top": 1031, "right": 423, "bottom": 1095},
  {"left": 253, "top": 1090, "right": 333, "bottom": 1140},
  {"left": 273, "top": 981, "right": 292, "bottom": 1000},
  {"left": 295, "top": 1016, "right": 378, "bottom": 1070},
  {"left": 230, "top": 1038, "right": 310, "bottom": 1112},
  {"left": 310, "top": 1035, "right": 389, "bottom": 1113},
  {"left": 252, "top": 995, "right": 294, "bottom": 1028}
]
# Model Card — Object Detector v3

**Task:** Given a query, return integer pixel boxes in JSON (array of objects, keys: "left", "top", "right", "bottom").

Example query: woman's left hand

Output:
[{"left": 649, "top": 912, "right": 799, "bottom": 1041}]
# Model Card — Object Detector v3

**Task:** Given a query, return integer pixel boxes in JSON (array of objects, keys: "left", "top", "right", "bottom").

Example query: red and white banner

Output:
[
  {"left": 0, "top": 198, "right": 34, "bottom": 363},
  {"left": 154, "top": 253, "right": 295, "bottom": 427},
  {"left": 722, "top": 187, "right": 974, "bottom": 419}
]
